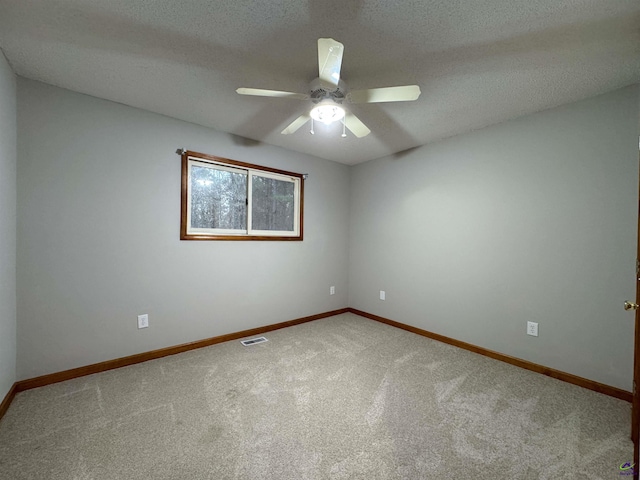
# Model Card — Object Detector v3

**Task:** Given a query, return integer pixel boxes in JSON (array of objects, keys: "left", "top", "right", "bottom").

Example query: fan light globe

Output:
[{"left": 310, "top": 102, "right": 345, "bottom": 125}]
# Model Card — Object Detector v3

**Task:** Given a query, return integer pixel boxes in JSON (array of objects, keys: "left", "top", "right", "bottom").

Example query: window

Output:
[{"left": 181, "top": 151, "right": 304, "bottom": 240}]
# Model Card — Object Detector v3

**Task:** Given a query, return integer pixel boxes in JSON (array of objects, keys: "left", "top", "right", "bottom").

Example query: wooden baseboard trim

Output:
[
  {"left": 15, "top": 308, "right": 349, "bottom": 393},
  {"left": 348, "top": 308, "right": 633, "bottom": 403},
  {"left": 0, "top": 382, "right": 18, "bottom": 422},
  {"left": 9, "top": 306, "right": 630, "bottom": 410}
]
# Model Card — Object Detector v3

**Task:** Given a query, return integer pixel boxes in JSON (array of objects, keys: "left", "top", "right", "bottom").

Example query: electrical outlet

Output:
[
  {"left": 138, "top": 314, "right": 149, "bottom": 329},
  {"left": 330, "top": 286, "right": 335, "bottom": 295},
  {"left": 380, "top": 290, "right": 386, "bottom": 301},
  {"left": 527, "top": 321, "right": 538, "bottom": 337}
]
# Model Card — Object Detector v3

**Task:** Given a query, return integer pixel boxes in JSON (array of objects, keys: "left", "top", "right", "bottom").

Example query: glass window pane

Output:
[
  {"left": 190, "top": 165, "right": 247, "bottom": 230},
  {"left": 251, "top": 175, "right": 295, "bottom": 232}
]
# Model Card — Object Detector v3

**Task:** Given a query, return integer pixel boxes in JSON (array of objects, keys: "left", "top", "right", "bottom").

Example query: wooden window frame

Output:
[{"left": 180, "top": 150, "right": 304, "bottom": 241}]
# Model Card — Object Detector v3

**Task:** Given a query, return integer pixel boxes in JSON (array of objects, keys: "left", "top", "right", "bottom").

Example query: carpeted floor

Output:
[{"left": 0, "top": 313, "right": 633, "bottom": 479}]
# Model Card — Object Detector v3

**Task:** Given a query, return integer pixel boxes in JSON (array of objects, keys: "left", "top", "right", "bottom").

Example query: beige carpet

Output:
[{"left": 0, "top": 313, "right": 633, "bottom": 479}]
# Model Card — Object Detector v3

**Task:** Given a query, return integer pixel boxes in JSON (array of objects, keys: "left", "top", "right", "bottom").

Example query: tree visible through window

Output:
[
  {"left": 181, "top": 151, "right": 303, "bottom": 240},
  {"left": 190, "top": 165, "right": 247, "bottom": 231},
  {"left": 251, "top": 174, "right": 295, "bottom": 232}
]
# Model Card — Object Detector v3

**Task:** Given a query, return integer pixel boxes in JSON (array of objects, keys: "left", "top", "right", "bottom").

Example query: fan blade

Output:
[
  {"left": 344, "top": 112, "right": 371, "bottom": 138},
  {"left": 236, "top": 88, "right": 308, "bottom": 100},
  {"left": 318, "top": 38, "right": 344, "bottom": 89},
  {"left": 281, "top": 114, "right": 311, "bottom": 135},
  {"left": 347, "top": 85, "right": 421, "bottom": 104}
]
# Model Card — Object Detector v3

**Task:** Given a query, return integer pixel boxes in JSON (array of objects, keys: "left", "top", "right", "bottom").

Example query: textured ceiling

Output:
[{"left": 0, "top": 0, "right": 638, "bottom": 165}]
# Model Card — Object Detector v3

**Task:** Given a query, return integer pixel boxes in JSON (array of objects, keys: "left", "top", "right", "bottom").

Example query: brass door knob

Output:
[{"left": 624, "top": 301, "right": 639, "bottom": 311}]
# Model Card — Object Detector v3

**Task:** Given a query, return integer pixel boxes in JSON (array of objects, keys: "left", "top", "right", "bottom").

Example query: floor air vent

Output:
[{"left": 240, "top": 336, "right": 268, "bottom": 346}]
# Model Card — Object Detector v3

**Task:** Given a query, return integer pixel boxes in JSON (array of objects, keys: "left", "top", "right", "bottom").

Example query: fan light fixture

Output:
[
  {"left": 309, "top": 101, "right": 345, "bottom": 125},
  {"left": 237, "top": 37, "right": 421, "bottom": 138}
]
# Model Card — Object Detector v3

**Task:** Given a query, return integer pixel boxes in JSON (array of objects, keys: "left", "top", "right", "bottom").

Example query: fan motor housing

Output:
[{"left": 309, "top": 78, "right": 347, "bottom": 104}]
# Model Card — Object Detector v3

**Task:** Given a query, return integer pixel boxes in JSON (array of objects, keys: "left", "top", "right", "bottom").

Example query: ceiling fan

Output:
[{"left": 236, "top": 38, "right": 421, "bottom": 138}]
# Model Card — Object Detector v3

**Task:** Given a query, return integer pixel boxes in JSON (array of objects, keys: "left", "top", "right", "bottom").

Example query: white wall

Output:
[
  {"left": 349, "top": 86, "right": 640, "bottom": 391},
  {"left": 17, "top": 79, "right": 350, "bottom": 379},
  {"left": 0, "top": 51, "right": 17, "bottom": 399},
  {"left": 14, "top": 77, "right": 640, "bottom": 392}
]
